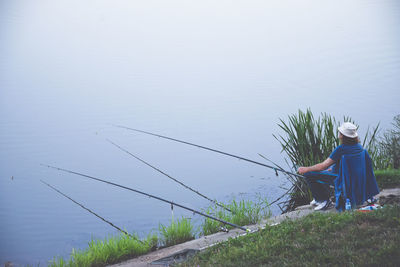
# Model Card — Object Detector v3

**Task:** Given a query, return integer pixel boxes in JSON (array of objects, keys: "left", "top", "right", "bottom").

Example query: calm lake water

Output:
[{"left": 1, "top": 0, "right": 399, "bottom": 265}]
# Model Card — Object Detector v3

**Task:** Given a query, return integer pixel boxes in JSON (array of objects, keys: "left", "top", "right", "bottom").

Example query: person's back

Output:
[
  {"left": 329, "top": 142, "right": 363, "bottom": 174},
  {"left": 335, "top": 149, "right": 379, "bottom": 210}
]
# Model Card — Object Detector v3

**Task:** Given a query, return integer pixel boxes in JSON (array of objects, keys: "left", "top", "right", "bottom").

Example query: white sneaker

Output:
[
  {"left": 310, "top": 199, "right": 318, "bottom": 206},
  {"left": 314, "top": 200, "right": 330, "bottom": 211}
]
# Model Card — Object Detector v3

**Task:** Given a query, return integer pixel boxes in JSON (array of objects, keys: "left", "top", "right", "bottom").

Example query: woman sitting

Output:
[{"left": 297, "top": 122, "right": 377, "bottom": 211}]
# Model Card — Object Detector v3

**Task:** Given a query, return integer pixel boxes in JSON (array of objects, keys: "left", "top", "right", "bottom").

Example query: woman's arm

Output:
[{"left": 297, "top": 158, "right": 335, "bottom": 174}]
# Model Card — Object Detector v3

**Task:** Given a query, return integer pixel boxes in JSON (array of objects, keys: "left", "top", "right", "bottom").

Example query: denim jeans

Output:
[{"left": 303, "top": 171, "right": 338, "bottom": 202}]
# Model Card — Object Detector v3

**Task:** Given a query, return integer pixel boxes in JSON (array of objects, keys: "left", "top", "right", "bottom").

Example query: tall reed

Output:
[{"left": 378, "top": 114, "right": 400, "bottom": 169}]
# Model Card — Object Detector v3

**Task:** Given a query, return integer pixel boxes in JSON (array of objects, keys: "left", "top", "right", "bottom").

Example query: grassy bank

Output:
[{"left": 180, "top": 205, "right": 400, "bottom": 267}]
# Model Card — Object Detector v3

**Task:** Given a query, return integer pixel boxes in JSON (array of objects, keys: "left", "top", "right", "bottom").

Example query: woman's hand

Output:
[{"left": 297, "top": 167, "right": 309, "bottom": 175}]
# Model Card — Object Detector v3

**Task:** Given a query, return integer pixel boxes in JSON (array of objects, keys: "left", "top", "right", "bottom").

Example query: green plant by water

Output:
[
  {"left": 378, "top": 115, "right": 400, "bottom": 169},
  {"left": 159, "top": 217, "right": 196, "bottom": 247},
  {"left": 202, "top": 197, "right": 271, "bottom": 236},
  {"left": 49, "top": 233, "right": 157, "bottom": 267}
]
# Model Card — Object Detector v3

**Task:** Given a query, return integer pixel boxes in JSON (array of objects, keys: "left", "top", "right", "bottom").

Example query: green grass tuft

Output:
[
  {"left": 201, "top": 198, "right": 271, "bottom": 236},
  {"left": 48, "top": 233, "right": 157, "bottom": 267},
  {"left": 159, "top": 217, "right": 195, "bottom": 247}
]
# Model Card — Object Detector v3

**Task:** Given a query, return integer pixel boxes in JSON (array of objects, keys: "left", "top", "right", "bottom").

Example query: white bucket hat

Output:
[{"left": 338, "top": 122, "right": 358, "bottom": 138}]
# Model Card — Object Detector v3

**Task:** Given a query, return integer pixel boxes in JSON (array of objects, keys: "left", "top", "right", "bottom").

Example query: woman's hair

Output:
[{"left": 340, "top": 134, "right": 360, "bottom": 145}]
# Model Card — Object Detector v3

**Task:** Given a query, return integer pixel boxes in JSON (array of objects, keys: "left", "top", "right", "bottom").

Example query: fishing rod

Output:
[
  {"left": 113, "top": 125, "right": 305, "bottom": 179},
  {"left": 41, "top": 179, "right": 135, "bottom": 238},
  {"left": 42, "top": 164, "right": 250, "bottom": 232},
  {"left": 108, "top": 139, "right": 290, "bottom": 213},
  {"left": 106, "top": 139, "right": 233, "bottom": 213}
]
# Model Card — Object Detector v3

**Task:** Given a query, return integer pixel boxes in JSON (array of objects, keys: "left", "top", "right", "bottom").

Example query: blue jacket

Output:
[{"left": 334, "top": 150, "right": 379, "bottom": 210}]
